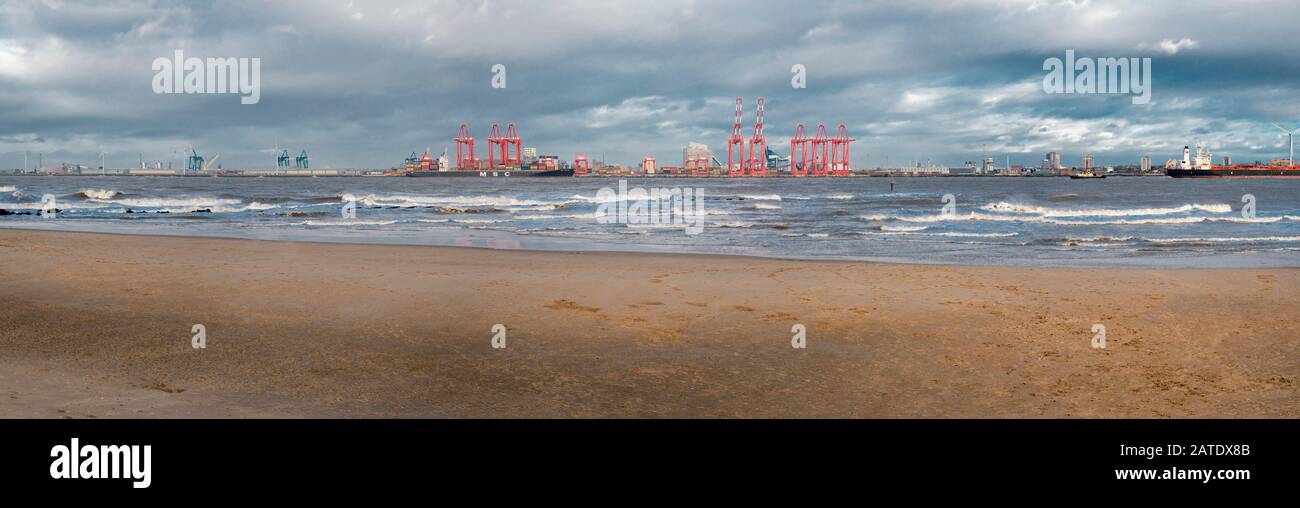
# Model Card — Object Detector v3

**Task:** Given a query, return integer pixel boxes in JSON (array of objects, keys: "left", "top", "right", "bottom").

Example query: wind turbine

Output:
[{"left": 1273, "top": 123, "right": 1298, "bottom": 165}]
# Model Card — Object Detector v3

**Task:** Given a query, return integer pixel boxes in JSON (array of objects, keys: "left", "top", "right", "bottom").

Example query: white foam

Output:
[
  {"left": 102, "top": 197, "right": 243, "bottom": 208},
  {"left": 302, "top": 220, "right": 399, "bottom": 226},
  {"left": 348, "top": 193, "right": 564, "bottom": 209},
  {"left": 1062, "top": 236, "right": 1136, "bottom": 243},
  {"left": 982, "top": 201, "right": 1233, "bottom": 217},
  {"left": 862, "top": 211, "right": 1280, "bottom": 226},
  {"left": 1145, "top": 235, "right": 1300, "bottom": 244},
  {"left": 863, "top": 230, "right": 1018, "bottom": 238},
  {"left": 513, "top": 212, "right": 608, "bottom": 220},
  {"left": 79, "top": 189, "right": 120, "bottom": 200}
]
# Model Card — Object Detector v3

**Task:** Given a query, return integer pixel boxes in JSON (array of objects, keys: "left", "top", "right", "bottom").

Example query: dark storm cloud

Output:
[{"left": 1, "top": 0, "right": 1298, "bottom": 169}]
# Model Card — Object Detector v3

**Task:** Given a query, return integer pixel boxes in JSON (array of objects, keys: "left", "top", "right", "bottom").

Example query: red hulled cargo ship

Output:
[{"left": 1167, "top": 142, "right": 1300, "bottom": 178}]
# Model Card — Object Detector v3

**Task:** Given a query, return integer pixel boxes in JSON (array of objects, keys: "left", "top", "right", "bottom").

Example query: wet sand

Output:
[{"left": 0, "top": 229, "right": 1296, "bottom": 418}]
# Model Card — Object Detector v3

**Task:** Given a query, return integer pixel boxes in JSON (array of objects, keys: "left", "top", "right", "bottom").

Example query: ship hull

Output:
[
  {"left": 1167, "top": 168, "right": 1300, "bottom": 178},
  {"left": 405, "top": 169, "right": 575, "bottom": 177}
]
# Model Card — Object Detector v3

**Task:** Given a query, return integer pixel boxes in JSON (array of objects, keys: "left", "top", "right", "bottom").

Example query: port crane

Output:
[
  {"left": 726, "top": 98, "right": 745, "bottom": 176},
  {"left": 789, "top": 123, "right": 809, "bottom": 176},
  {"left": 746, "top": 97, "right": 767, "bottom": 176},
  {"left": 455, "top": 123, "right": 475, "bottom": 170}
]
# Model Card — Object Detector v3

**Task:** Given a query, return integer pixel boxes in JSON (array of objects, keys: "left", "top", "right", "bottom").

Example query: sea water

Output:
[{"left": 2, "top": 175, "right": 1298, "bottom": 268}]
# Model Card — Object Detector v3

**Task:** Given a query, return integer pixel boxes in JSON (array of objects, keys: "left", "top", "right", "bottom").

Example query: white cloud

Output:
[{"left": 1141, "top": 37, "right": 1199, "bottom": 55}]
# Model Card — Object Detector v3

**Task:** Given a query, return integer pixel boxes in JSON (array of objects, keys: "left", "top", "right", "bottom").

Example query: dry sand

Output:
[{"left": 0, "top": 229, "right": 1296, "bottom": 418}]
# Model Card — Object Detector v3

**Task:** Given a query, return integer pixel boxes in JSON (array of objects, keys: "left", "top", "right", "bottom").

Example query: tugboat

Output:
[{"left": 1069, "top": 169, "right": 1105, "bottom": 179}]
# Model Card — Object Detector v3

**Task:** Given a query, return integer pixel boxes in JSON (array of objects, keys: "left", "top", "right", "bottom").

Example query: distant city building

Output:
[
  {"left": 1223, "top": 155, "right": 1231, "bottom": 166},
  {"left": 981, "top": 157, "right": 995, "bottom": 174},
  {"left": 522, "top": 147, "right": 538, "bottom": 164},
  {"left": 1082, "top": 154, "right": 1093, "bottom": 171},
  {"left": 1140, "top": 155, "right": 1151, "bottom": 172},
  {"left": 1047, "top": 151, "right": 1061, "bottom": 171},
  {"left": 907, "top": 162, "right": 949, "bottom": 175}
]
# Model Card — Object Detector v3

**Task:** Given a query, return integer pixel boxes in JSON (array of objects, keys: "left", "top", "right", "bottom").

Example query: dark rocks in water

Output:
[
  {"left": 0, "top": 209, "right": 33, "bottom": 216},
  {"left": 191, "top": 208, "right": 212, "bottom": 213},
  {"left": 125, "top": 209, "right": 135, "bottom": 213}
]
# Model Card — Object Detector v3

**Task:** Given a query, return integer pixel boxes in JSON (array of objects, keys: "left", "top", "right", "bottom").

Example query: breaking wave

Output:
[
  {"left": 863, "top": 230, "right": 1018, "bottom": 238},
  {"left": 345, "top": 193, "right": 567, "bottom": 209},
  {"left": 76, "top": 189, "right": 121, "bottom": 200},
  {"left": 861, "top": 211, "right": 1291, "bottom": 225},
  {"left": 982, "top": 201, "right": 1233, "bottom": 217}
]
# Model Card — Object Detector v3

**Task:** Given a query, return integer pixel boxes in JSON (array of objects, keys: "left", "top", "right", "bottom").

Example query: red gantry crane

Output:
[
  {"left": 726, "top": 97, "right": 745, "bottom": 177},
  {"left": 747, "top": 97, "right": 767, "bottom": 176},
  {"left": 830, "top": 123, "right": 854, "bottom": 176},
  {"left": 809, "top": 123, "right": 830, "bottom": 176},
  {"left": 454, "top": 123, "right": 475, "bottom": 170},
  {"left": 487, "top": 123, "right": 523, "bottom": 168},
  {"left": 504, "top": 123, "right": 522, "bottom": 167},
  {"left": 487, "top": 123, "right": 503, "bottom": 168},
  {"left": 790, "top": 123, "right": 809, "bottom": 176}
]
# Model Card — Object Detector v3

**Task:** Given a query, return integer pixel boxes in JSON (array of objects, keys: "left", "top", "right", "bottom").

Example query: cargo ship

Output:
[
  {"left": 1166, "top": 142, "right": 1300, "bottom": 178},
  {"left": 405, "top": 168, "right": 575, "bottom": 177},
  {"left": 398, "top": 150, "right": 574, "bottom": 177}
]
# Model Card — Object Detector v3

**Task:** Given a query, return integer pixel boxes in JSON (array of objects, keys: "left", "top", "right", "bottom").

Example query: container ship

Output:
[
  {"left": 1166, "top": 142, "right": 1300, "bottom": 178},
  {"left": 399, "top": 151, "right": 574, "bottom": 177}
]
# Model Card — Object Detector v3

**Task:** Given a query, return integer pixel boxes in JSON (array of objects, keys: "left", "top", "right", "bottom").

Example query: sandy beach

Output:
[{"left": 0, "top": 228, "right": 1296, "bottom": 418}]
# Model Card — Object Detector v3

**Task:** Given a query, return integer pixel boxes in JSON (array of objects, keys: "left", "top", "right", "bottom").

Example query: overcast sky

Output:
[{"left": 2, "top": 0, "right": 1299, "bottom": 170}]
